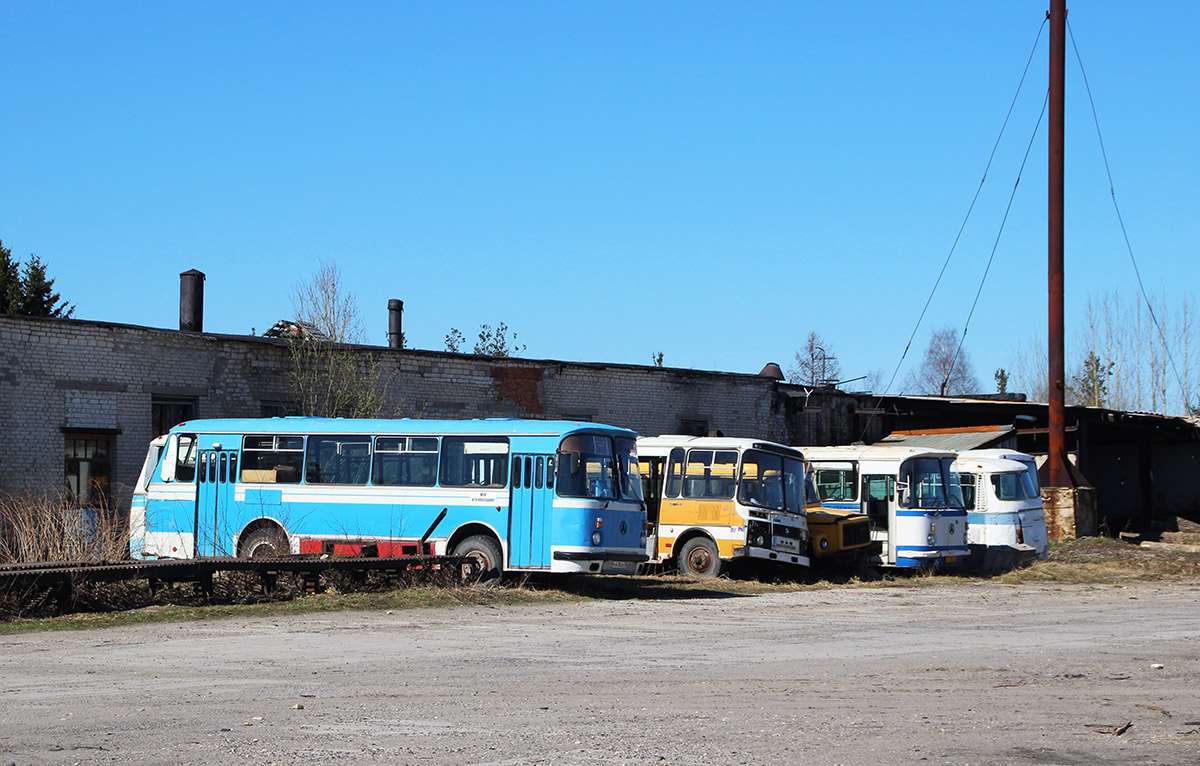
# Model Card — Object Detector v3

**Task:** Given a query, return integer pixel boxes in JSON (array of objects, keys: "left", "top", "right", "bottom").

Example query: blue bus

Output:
[{"left": 130, "top": 418, "right": 648, "bottom": 578}]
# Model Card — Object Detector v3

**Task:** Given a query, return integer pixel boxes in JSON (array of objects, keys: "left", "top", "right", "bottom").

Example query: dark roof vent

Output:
[
  {"left": 179, "top": 269, "right": 205, "bottom": 332},
  {"left": 758, "top": 362, "right": 785, "bottom": 380}
]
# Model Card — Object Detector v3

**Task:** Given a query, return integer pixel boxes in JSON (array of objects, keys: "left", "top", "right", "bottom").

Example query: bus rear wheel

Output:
[
  {"left": 677, "top": 537, "right": 721, "bottom": 579},
  {"left": 452, "top": 535, "right": 503, "bottom": 585},
  {"left": 239, "top": 526, "right": 289, "bottom": 558}
]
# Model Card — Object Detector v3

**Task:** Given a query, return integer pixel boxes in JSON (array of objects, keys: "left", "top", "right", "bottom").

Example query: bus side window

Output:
[
  {"left": 440, "top": 437, "right": 509, "bottom": 488},
  {"left": 241, "top": 435, "right": 304, "bottom": 483},
  {"left": 815, "top": 466, "right": 855, "bottom": 501},
  {"left": 960, "top": 474, "right": 977, "bottom": 509},
  {"left": 664, "top": 448, "right": 685, "bottom": 497},
  {"left": 176, "top": 435, "right": 197, "bottom": 482}
]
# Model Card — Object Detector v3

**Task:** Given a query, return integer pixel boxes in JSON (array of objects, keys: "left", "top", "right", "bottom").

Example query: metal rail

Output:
[{"left": 0, "top": 554, "right": 480, "bottom": 611}]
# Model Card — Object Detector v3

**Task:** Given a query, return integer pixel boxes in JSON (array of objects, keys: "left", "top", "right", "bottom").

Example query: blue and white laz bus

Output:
[
  {"left": 801, "top": 445, "right": 970, "bottom": 568},
  {"left": 130, "top": 418, "right": 648, "bottom": 577}
]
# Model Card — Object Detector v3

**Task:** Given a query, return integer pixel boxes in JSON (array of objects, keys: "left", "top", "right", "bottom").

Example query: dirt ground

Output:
[{"left": 1, "top": 578, "right": 1198, "bottom": 765}]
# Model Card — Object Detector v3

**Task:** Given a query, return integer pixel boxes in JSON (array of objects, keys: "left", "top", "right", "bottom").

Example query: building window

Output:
[
  {"left": 260, "top": 401, "right": 299, "bottom": 418},
  {"left": 152, "top": 396, "right": 197, "bottom": 437},
  {"left": 679, "top": 418, "right": 709, "bottom": 436},
  {"left": 65, "top": 433, "right": 112, "bottom": 508}
]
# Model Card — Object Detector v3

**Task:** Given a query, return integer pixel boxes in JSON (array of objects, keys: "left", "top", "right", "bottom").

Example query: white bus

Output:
[
  {"left": 954, "top": 449, "right": 1049, "bottom": 562},
  {"left": 802, "top": 445, "right": 970, "bottom": 568}
]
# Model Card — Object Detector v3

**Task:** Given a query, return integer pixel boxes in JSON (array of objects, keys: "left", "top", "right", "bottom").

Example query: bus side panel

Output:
[
  {"left": 237, "top": 485, "right": 511, "bottom": 553},
  {"left": 140, "top": 489, "right": 198, "bottom": 558}
]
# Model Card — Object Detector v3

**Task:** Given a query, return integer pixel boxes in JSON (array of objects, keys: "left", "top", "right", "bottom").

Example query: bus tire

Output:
[
  {"left": 239, "top": 525, "right": 289, "bottom": 558},
  {"left": 677, "top": 536, "right": 722, "bottom": 579},
  {"left": 452, "top": 535, "right": 503, "bottom": 585}
]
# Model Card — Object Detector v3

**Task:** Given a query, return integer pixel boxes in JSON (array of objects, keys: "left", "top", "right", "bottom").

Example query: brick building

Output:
[{"left": 2, "top": 292, "right": 1198, "bottom": 531}]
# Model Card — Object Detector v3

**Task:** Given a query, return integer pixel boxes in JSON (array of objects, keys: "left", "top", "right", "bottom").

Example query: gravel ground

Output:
[{"left": 1, "top": 579, "right": 1198, "bottom": 765}]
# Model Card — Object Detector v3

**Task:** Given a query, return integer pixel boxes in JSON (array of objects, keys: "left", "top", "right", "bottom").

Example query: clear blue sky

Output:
[{"left": 3, "top": 2, "right": 1196, "bottom": 399}]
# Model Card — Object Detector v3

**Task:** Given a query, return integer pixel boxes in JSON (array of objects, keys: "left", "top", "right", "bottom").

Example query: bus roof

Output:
[
  {"left": 799, "top": 445, "right": 959, "bottom": 462},
  {"left": 165, "top": 417, "right": 636, "bottom": 438},
  {"left": 957, "top": 448, "right": 1037, "bottom": 463},
  {"left": 953, "top": 455, "right": 1030, "bottom": 474},
  {"left": 637, "top": 435, "right": 804, "bottom": 461}
]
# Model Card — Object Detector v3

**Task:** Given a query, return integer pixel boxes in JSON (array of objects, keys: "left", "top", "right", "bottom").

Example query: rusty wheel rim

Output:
[{"left": 687, "top": 545, "right": 714, "bottom": 575}]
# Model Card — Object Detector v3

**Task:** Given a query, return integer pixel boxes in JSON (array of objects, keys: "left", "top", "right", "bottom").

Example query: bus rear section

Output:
[
  {"left": 637, "top": 436, "right": 809, "bottom": 578},
  {"left": 804, "top": 446, "right": 969, "bottom": 568},
  {"left": 954, "top": 451, "right": 1049, "bottom": 570}
]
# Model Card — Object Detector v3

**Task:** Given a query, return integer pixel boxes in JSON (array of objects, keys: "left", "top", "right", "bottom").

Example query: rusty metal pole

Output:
[{"left": 1047, "top": 0, "right": 1067, "bottom": 486}]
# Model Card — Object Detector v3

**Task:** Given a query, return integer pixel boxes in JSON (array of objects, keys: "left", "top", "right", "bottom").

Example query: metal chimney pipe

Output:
[
  {"left": 179, "top": 269, "right": 206, "bottom": 332},
  {"left": 387, "top": 299, "right": 404, "bottom": 349}
]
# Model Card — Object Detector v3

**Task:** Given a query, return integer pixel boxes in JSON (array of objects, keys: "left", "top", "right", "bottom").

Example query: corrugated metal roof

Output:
[{"left": 877, "top": 426, "right": 1017, "bottom": 451}]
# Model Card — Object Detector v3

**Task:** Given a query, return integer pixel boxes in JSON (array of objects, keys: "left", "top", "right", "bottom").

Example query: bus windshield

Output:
[
  {"left": 737, "top": 450, "right": 805, "bottom": 514},
  {"left": 615, "top": 437, "right": 644, "bottom": 502},
  {"left": 558, "top": 434, "right": 642, "bottom": 501},
  {"left": 901, "top": 457, "right": 965, "bottom": 509},
  {"left": 804, "top": 472, "right": 821, "bottom": 504},
  {"left": 992, "top": 471, "right": 1035, "bottom": 501}
]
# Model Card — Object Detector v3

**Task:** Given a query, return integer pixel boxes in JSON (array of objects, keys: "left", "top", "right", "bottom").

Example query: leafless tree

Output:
[
  {"left": 787, "top": 332, "right": 843, "bottom": 386},
  {"left": 287, "top": 262, "right": 386, "bottom": 418},
  {"left": 905, "top": 326, "right": 981, "bottom": 395},
  {"left": 1008, "top": 289, "right": 1200, "bottom": 414}
]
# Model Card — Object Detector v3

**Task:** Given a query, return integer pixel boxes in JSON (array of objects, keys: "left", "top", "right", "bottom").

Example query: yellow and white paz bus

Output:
[{"left": 637, "top": 436, "right": 810, "bottom": 578}]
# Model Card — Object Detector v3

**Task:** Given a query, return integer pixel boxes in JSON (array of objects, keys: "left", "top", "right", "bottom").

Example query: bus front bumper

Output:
[
  {"left": 736, "top": 546, "right": 810, "bottom": 568},
  {"left": 552, "top": 550, "right": 647, "bottom": 574}
]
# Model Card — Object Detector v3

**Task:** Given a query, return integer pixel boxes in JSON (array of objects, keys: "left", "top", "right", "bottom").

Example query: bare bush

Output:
[{"left": 0, "top": 489, "right": 129, "bottom": 564}]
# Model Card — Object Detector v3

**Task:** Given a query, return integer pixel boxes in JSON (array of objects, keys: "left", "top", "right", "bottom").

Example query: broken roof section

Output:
[{"left": 262, "top": 319, "right": 330, "bottom": 342}]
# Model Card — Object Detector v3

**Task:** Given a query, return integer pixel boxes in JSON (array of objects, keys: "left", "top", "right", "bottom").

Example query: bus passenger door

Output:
[
  {"left": 509, "top": 454, "right": 554, "bottom": 569},
  {"left": 861, "top": 474, "right": 895, "bottom": 564},
  {"left": 195, "top": 449, "right": 238, "bottom": 557}
]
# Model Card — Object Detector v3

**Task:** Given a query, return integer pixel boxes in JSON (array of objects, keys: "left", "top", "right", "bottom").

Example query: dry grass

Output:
[
  {"left": 0, "top": 489, "right": 129, "bottom": 564},
  {"left": 3, "top": 536, "right": 1198, "bottom": 633},
  {"left": 998, "top": 536, "right": 1200, "bottom": 584}
]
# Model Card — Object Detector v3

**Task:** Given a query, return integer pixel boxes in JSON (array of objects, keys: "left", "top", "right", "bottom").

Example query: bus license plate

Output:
[{"left": 773, "top": 536, "right": 799, "bottom": 553}]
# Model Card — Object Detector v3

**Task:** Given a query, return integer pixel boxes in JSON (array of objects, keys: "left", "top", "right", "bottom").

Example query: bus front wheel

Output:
[
  {"left": 677, "top": 537, "right": 722, "bottom": 579},
  {"left": 452, "top": 535, "right": 503, "bottom": 584}
]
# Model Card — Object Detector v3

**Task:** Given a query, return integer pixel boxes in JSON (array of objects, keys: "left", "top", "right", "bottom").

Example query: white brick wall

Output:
[{"left": 0, "top": 315, "right": 787, "bottom": 502}]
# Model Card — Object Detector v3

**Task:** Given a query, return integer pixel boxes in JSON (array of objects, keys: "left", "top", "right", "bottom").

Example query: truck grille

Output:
[{"left": 841, "top": 518, "right": 871, "bottom": 548}]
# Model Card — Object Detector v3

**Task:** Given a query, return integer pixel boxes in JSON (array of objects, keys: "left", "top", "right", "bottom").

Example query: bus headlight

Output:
[
  {"left": 948, "top": 522, "right": 956, "bottom": 536},
  {"left": 755, "top": 535, "right": 765, "bottom": 547},
  {"left": 639, "top": 531, "right": 647, "bottom": 546},
  {"left": 591, "top": 531, "right": 602, "bottom": 546},
  {"left": 927, "top": 522, "right": 937, "bottom": 546},
  {"left": 820, "top": 538, "right": 829, "bottom": 549}
]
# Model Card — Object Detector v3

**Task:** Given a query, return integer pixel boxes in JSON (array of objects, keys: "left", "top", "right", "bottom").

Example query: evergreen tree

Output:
[
  {"left": 0, "top": 240, "right": 20, "bottom": 314},
  {"left": 0, "top": 240, "right": 74, "bottom": 317},
  {"left": 17, "top": 255, "right": 74, "bottom": 318}
]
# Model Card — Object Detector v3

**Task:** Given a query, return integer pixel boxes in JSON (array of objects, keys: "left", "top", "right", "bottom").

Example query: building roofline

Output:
[{"left": 0, "top": 313, "right": 775, "bottom": 382}]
